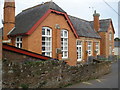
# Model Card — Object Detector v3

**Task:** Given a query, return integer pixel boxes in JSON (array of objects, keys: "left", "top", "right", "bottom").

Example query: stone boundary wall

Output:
[
  {"left": 2, "top": 48, "right": 111, "bottom": 88},
  {"left": 0, "top": 29, "right": 2, "bottom": 89},
  {"left": 2, "top": 51, "right": 111, "bottom": 88}
]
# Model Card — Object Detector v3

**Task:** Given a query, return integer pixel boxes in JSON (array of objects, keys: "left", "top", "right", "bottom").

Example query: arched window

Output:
[
  {"left": 42, "top": 27, "right": 52, "bottom": 57},
  {"left": 15, "top": 36, "right": 22, "bottom": 48},
  {"left": 87, "top": 41, "right": 92, "bottom": 56},
  {"left": 95, "top": 42, "right": 100, "bottom": 55},
  {"left": 77, "top": 40, "right": 82, "bottom": 61},
  {"left": 61, "top": 29, "right": 68, "bottom": 58}
]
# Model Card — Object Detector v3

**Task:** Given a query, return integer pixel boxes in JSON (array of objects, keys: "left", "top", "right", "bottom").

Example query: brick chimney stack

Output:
[
  {"left": 93, "top": 10, "right": 100, "bottom": 32},
  {"left": 3, "top": 0, "right": 15, "bottom": 40}
]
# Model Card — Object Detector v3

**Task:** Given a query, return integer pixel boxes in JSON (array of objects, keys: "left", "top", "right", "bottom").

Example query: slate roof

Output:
[
  {"left": 114, "top": 41, "right": 120, "bottom": 47},
  {"left": 8, "top": 1, "right": 111, "bottom": 39},
  {"left": 90, "top": 19, "right": 111, "bottom": 32},
  {"left": 9, "top": 1, "right": 66, "bottom": 36},
  {"left": 68, "top": 15, "right": 101, "bottom": 38}
]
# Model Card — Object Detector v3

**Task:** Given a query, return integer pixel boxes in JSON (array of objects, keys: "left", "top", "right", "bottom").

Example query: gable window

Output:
[
  {"left": 61, "top": 30, "right": 68, "bottom": 58},
  {"left": 77, "top": 41, "right": 82, "bottom": 61},
  {"left": 15, "top": 36, "right": 22, "bottom": 48},
  {"left": 87, "top": 41, "right": 92, "bottom": 56},
  {"left": 42, "top": 27, "right": 52, "bottom": 57},
  {"left": 95, "top": 42, "right": 100, "bottom": 55},
  {"left": 109, "top": 33, "right": 112, "bottom": 41}
]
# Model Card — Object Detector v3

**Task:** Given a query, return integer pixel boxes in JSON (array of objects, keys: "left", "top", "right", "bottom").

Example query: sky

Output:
[{"left": 0, "top": 0, "right": 119, "bottom": 38}]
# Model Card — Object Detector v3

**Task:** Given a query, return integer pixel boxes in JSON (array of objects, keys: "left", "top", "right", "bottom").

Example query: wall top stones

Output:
[{"left": 5, "top": 0, "right": 14, "bottom": 2}]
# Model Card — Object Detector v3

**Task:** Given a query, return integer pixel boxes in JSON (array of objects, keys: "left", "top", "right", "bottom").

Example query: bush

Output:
[{"left": 20, "top": 84, "right": 29, "bottom": 88}]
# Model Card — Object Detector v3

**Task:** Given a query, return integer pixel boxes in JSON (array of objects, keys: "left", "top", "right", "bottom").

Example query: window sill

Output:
[
  {"left": 77, "top": 60, "right": 82, "bottom": 62},
  {"left": 62, "top": 58, "right": 70, "bottom": 60}
]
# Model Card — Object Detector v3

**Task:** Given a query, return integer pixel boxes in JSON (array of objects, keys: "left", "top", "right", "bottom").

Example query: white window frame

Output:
[
  {"left": 87, "top": 41, "right": 92, "bottom": 56},
  {"left": 95, "top": 42, "right": 100, "bottom": 55},
  {"left": 109, "top": 46, "right": 112, "bottom": 55},
  {"left": 42, "top": 27, "right": 52, "bottom": 57},
  {"left": 77, "top": 40, "right": 82, "bottom": 61},
  {"left": 109, "top": 33, "right": 112, "bottom": 41},
  {"left": 15, "top": 36, "right": 22, "bottom": 48},
  {"left": 61, "top": 29, "right": 68, "bottom": 59}
]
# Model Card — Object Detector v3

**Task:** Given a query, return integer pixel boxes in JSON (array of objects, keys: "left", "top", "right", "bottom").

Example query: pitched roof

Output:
[
  {"left": 3, "top": 44, "right": 51, "bottom": 60},
  {"left": 90, "top": 19, "right": 111, "bottom": 32},
  {"left": 114, "top": 41, "right": 120, "bottom": 47},
  {"left": 68, "top": 15, "right": 101, "bottom": 38},
  {"left": 8, "top": 1, "right": 111, "bottom": 39},
  {"left": 9, "top": 1, "right": 66, "bottom": 36}
]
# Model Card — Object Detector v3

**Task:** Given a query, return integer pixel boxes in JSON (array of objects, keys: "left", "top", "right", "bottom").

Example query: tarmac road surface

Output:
[{"left": 66, "top": 61, "right": 118, "bottom": 88}]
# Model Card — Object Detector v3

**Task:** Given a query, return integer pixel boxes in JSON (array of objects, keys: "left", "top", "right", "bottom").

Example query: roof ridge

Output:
[
  {"left": 22, "top": 1, "right": 51, "bottom": 12},
  {"left": 99, "top": 18, "right": 111, "bottom": 21},
  {"left": 69, "top": 15, "right": 89, "bottom": 22}
]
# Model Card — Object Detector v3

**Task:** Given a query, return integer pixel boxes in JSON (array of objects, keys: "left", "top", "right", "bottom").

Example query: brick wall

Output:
[{"left": 11, "top": 12, "right": 77, "bottom": 66}]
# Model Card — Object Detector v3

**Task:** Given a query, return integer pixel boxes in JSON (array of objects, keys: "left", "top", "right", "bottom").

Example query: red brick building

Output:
[{"left": 2, "top": 0, "right": 115, "bottom": 65}]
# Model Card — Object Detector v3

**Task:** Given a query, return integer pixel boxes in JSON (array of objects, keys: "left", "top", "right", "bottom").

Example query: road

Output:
[{"left": 66, "top": 61, "right": 118, "bottom": 88}]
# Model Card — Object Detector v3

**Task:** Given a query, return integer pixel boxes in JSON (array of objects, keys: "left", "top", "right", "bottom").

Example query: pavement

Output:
[{"left": 66, "top": 61, "right": 118, "bottom": 88}]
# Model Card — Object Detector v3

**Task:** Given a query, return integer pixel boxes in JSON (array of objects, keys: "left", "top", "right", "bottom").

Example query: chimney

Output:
[
  {"left": 93, "top": 10, "right": 100, "bottom": 32},
  {"left": 3, "top": 0, "right": 15, "bottom": 40}
]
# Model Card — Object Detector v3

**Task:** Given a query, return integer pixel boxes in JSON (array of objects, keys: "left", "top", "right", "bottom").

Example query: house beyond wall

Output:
[
  {"left": 10, "top": 12, "right": 102, "bottom": 65},
  {"left": 3, "top": 1, "right": 115, "bottom": 66},
  {"left": 11, "top": 13, "right": 77, "bottom": 66}
]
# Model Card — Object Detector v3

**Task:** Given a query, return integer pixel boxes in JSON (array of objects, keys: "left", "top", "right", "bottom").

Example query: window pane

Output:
[
  {"left": 64, "top": 51, "right": 67, "bottom": 57},
  {"left": 42, "top": 37, "right": 45, "bottom": 41},
  {"left": 42, "top": 42, "right": 45, "bottom": 46},
  {"left": 42, "top": 47, "right": 45, "bottom": 51},
  {"left": 64, "top": 31, "right": 67, "bottom": 37},
  {"left": 17, "top": 43, "right": 19, "bottom": 47},
  {"left": 47, "top": 29, "right": 50, "bottom": 35},
  {"left": 20, "top": 38, "right": 22, "bottom": 41},
  {"left": 64, "top": 38, "right": 67, "bottom": 42},
  {"left": 42, "top": 29, "right": 45, "bottom": 35},
  {"left": 42, "top": 52, "right": 45, "bottom": 56},
  {"left": 77, "top": 41, "right": 81, "bottom": 45},
  {"left": 61, "top": 47, "right": 63, "bottom": 50},
  {"left": 17, "top": 38, "right": 19, "bottom": 41},
  {"left": 20, "top": 43, "right": 22, "bottom": 48}
]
